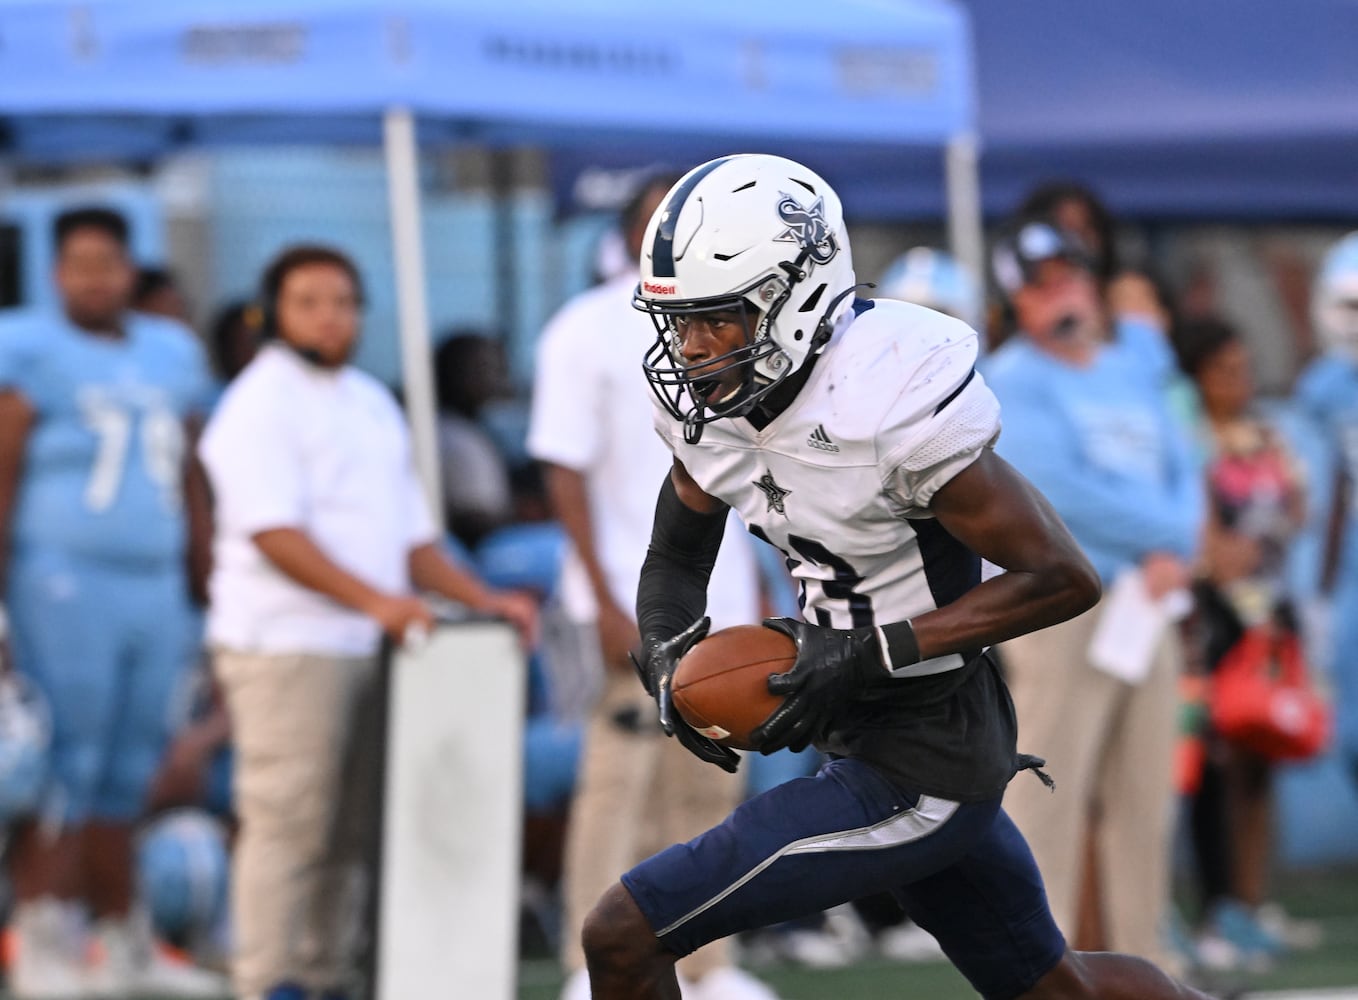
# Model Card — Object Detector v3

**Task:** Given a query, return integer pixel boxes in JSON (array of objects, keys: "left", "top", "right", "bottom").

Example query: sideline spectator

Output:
[
  {"left": 200, "top": 244, "right": 537, "bottom": 1000},
  {"left": 1017, "top": 181, "right": 1169, "bottom": 333},
  {"left": 1175, "top": 317, "right": 1306, "bottom": 969},
  {"left": 1295, "top": 232, "right": 1358, "bottom": 792},
  {"left": 1012, "top": 189, "right": 1194, "bottom": 958},
  {"left": 434, "top": 330, "right": 516, "bottom": 549},
  {"left": 206, "top": 300, "right": 261, "bottom": 389},
  {"left": 0, "top": 207, "right": 223, "bottom": 997},
  {"left": 985, "top": 214, "right": 1204, "bottom": 969},
  {"left": 527, "top": 175, "right": 777, "bottom": 1000}
]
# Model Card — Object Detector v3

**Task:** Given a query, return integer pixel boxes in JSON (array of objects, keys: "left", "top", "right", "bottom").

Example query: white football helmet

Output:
[
  {"left": 634, "top": 154, "right": 857, "bottom": 440},
  {"left": 1313, "top": 231, "right": 1358, "bottom": 362},
  {"left": 877, "top": 247, "right": 977, "bottom": 321}
]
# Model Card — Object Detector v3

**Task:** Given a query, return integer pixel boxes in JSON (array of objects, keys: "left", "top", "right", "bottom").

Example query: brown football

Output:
[{"left": 672, "top": 624, "right": 797, "bottom": 751}]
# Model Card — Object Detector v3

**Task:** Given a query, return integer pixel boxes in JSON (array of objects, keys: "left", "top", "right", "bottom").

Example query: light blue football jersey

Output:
[
  {"left": 1296, "top": 354, "right": 1358, "bottom": 557},
  {"left": 0, "top": 308, "right": 212, "bottom": 565}
]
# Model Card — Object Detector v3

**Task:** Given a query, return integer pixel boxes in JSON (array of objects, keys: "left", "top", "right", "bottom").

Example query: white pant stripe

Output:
[{"left": 656, "top": 794, "right": 960, "bottom": 938}]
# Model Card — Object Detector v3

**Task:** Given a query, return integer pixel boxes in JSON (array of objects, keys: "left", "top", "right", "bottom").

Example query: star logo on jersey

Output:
[
  {"left": 774, "top": 192, "right": 839, "bottom": 265},
  {"left": 753, "top": 472, "right": 791, "bottom": 515}
]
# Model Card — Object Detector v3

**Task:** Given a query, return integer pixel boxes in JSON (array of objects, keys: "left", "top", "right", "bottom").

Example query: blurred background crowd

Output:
[{"left": 0, "top": 2, "right": 1356, "bottom": 1000}]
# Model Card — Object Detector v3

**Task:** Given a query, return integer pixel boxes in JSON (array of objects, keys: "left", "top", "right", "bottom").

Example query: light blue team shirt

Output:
[
  {"left": 0, "top": 308, "right": 212, "bottom": 566},
  {"left": 1295, "top": 353, "right": 1358, "bottom": 569},
  {"left": 984, "top": 319, "right": 1205, "bottom": 584}
]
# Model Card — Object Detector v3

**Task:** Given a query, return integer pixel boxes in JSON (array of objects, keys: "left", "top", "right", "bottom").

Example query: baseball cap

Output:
[{"left": 991, "top": 218, "right": 1095, "bottom": 298}]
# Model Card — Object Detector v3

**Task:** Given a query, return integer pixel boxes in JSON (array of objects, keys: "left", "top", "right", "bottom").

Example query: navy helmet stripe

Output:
[{"left": 650, "top": 157, "right": 732, "bottom": 278}]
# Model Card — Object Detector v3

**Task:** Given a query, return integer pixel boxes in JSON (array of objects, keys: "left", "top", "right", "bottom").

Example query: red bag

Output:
[{"left": 1210, "top": 625, "right": 1331, "bottom": 761}]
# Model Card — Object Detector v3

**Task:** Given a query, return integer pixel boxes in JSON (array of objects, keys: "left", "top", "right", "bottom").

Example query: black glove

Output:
[
  {"left": 630, "top": 616, "right": 740, "bottom": 774},
  {"left": 750, "top": 617, "right": 888, "bottom": 753}
]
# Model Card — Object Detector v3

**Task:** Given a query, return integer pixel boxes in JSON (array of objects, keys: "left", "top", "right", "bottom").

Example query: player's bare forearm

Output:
[
  {"left": 542, "top": 462, "right": 619, "bottom": 612},
  {"left": 544, "top": 463, "right": 640, "bottom": 663},
  {"left": 0, "top": 391, "right": 35, "bottom": 599},
  {"left": 910, "top": 450, "right": 1101, "bottom": 660},
  {"left": 252, "top": 526, "right": 386, "bottom": 615},
  {"left": 407, "top": 544, "right": 539, "bottom": 647},
  {"left": 407, "top": 541, "right": 494, "bottom": 612}
]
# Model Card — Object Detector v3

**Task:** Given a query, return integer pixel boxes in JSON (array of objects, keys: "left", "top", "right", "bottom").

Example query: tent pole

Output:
[
  {"left": 945, "top": 132, "right": 986, "bottom": 345},
  {"left": 383, "top": 106, "right": 444, "bottom": 531}
]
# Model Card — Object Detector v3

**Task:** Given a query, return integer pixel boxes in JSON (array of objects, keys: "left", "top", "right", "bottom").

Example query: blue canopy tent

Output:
[
  {"left": 552, "top": 1, "right": 1358, "bottom": 223},
  {"left": 962, "top": 0, "right": 1358, "bottom": 220},
  {"left": 0, "top": 0, "right": 982, "bottom": 518}
]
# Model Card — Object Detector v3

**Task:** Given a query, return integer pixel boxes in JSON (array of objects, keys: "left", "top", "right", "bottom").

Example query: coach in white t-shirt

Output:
[
  {"left": 527, "top": 179, "right": 775, "bottom": 1000},
  {"left": 200, "top": 245, "right": 535, "bottom": 1000}
]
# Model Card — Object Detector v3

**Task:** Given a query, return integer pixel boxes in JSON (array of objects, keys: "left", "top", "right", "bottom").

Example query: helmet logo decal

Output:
[{"left": 775, "top": 193, "right": 838, "bottom": 265}]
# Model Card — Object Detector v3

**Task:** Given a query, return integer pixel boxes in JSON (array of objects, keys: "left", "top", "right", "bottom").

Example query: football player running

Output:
[{"left": 581, "top": 155, "right": 1214, "bottom": 1000}]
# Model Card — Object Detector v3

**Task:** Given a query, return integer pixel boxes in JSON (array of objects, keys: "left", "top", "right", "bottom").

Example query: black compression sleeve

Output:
[{"left": 636, "top": 474, "right": 728, "bottom": 646}]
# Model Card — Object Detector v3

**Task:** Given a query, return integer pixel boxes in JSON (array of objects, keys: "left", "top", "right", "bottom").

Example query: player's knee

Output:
[{"left": 581, "top": 882, "right": 666, "bottom": 973}]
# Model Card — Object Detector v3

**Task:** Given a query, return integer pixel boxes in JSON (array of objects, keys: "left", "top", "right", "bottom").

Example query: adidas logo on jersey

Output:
[{"left": 807, "top": 424, "right": 839, "bottom": 453}]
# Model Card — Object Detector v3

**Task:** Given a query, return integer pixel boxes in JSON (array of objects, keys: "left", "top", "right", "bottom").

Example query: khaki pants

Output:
[
  {"left": 560, "top": 666, "right": 742, "bottom": 982},
  {"left": 1000, "top": 601, "right": 1180, "bottom": 968},
  {"left": 214, "top": 650, "right": 382, "bottom": 998}
]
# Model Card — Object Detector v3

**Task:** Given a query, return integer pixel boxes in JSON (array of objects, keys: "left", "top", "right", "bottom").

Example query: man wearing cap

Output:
[{"left": 984, "top": 216, "right": 1204, "bottom": 968}]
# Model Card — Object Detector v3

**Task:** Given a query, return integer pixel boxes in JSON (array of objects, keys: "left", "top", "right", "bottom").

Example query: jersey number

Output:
[
  {"left": 81, "top": 400, "right": 184, "bottom": 513},
  {"left": 750, "top": 526, "right": 874, "bottom": 628}
]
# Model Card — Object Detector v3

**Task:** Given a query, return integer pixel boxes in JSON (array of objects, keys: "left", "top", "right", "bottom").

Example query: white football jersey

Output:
[{"left": 653, "top": 299, "right": 1001, "bottom": 677}]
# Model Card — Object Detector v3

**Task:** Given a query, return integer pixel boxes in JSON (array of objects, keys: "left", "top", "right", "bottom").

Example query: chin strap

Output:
[
  {"left": 683, "top": 408, "right": 705, "bottom": 445},
  {"left": 808, "top": 283, "right": 874, "bottom": 354}
]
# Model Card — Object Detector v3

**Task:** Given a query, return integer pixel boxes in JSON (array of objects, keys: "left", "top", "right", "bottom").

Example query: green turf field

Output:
[
  {"left": 12, "top": 869, "right": 1349, "bottom": 999},
  {"left": 518, "top": 867, "right": 1358, "bottom": 1000}
]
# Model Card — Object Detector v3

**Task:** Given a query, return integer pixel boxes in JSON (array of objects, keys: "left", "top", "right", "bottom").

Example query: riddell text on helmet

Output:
[{"left": 643, "top": 281, "right": 677, "bottom": 295}]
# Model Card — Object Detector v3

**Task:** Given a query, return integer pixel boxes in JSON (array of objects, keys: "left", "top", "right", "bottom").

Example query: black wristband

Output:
[{"left": 878, "top": 619, "right": 922, "bottom": 669}]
